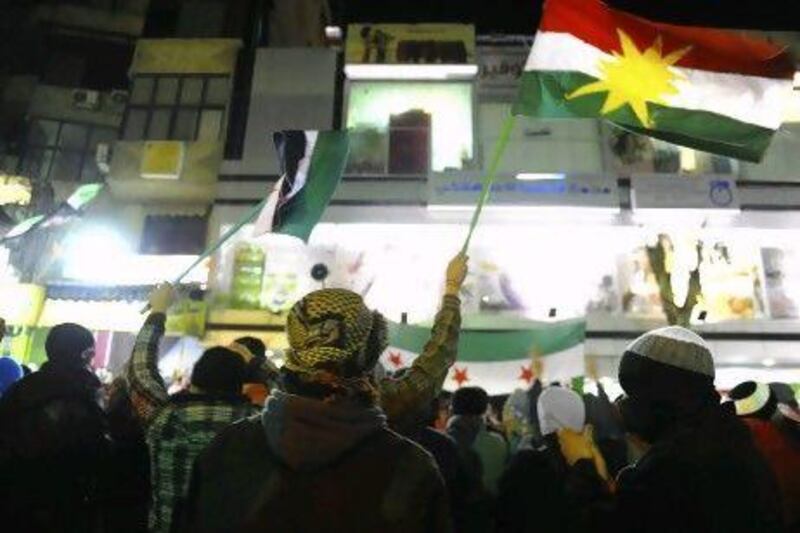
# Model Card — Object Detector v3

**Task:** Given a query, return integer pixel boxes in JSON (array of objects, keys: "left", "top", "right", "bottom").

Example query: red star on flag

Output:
[
  {"left": 452, "top": 367, "right": 470, "bottom": 387},
  {"left": 518, "top": 364, "right": 535, "bottom": 385},
  {"left": 388, "top": 351, "right": 404, "bottom": 369}
]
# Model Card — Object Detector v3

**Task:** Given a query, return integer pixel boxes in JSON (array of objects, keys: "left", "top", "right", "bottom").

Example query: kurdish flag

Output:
[
  {"left": 383, "top": 318, "right": 586, "bottom": 395},
  {"left": 254, "top": 130, "right": 350, "bottom": 242},
  {"left": 514, "top": 0, "right": 795, "bottom": 162}
]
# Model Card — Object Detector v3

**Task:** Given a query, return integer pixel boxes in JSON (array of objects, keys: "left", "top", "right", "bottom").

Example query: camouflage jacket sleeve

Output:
[
  {"left": 126, "top": 312, "right": 169, "bottom": 427},
  {"left": 380, "top": 295, "right": 461, "bottom": 423}
]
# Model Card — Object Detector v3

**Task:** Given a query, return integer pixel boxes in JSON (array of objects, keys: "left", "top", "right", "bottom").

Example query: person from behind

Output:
[
  {"left": 729, "top": 381, "right": 800, "bottom": 532},
  {"left": 0, "top": 323, "right": 109, "bottom": 532},
  {"left": 446, "top": 386, "right": 509, "bottom": 533},
  {"left": 126, "top": 284, "right": 260, "bottom": 533},
  {"left": 182, "top": 287, "right": 451, "bottom": 533},
  {"left": 447, "top": 386, "right": 509, "bottom": 497},
  {"left": 0, "top": 355, "right": 22, "bottom": 398},
  {"left": 229, "top": 336, "right": 279, "bottom": 406},
  {"left": 589, "top": 327, "right": 783, "bottom": 533},
  {"left": 393, "top": 383, "right": 470, "bottom": 532},
  {"left": 496, "top": 387, "right": 610, "bottom": 533}
]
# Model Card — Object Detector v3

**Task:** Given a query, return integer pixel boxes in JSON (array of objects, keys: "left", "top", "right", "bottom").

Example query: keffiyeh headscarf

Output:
[{"left": 284, "top": 289, "right": 387, "bottom": 394}]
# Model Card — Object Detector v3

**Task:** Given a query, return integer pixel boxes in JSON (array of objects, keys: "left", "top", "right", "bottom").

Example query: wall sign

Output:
[
  {"left": 631, "top": 176, "right": 739, "bottom": 210},
  {"left": 346, "top": 23, "right": 475, "bottom": 65},
  {"left": 428, "top": 173, "right": 619, "bottom": 208}
]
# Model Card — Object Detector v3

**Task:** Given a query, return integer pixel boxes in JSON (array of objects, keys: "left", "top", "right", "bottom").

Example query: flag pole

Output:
[
  {"left": 461, "top": 114, "right": 517, "bottom": 253},
  {"left": 171, "top": 198, "right": 267, "bottom": 285},
  {"left": 141, "top": 198, "right": 267, "bottom": 313}
]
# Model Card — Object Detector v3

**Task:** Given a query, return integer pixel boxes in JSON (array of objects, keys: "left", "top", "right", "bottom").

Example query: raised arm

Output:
[
  {"left": 126, "top": 283, "right": 175, "bottom": 427},
  {"left": 380, "top": 253, "right": 467, "bottom": 424}
]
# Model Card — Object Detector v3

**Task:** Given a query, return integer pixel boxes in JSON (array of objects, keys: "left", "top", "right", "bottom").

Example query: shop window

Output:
[
  {"left": 122, "top": 75, "right": 229, "bottom": 142},
  {"left": 140, "top": 215, "right": 207, "bottom": 255},
  {"left": 345, "top": 82, "right": 474, "bottom": 175},
  {"left": 607, "top": 129, "right": 739, "bottom": 176},
  {"left": 19, "top": 119, "right": 117, "bottom": 182}
]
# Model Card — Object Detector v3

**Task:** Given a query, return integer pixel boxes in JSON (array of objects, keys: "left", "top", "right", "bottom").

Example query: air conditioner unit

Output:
[
  {"left": 95, "top": 142, "right": 111, "bottom": 174},
  {"left": 72, "top": 89, "right": 101, "bottom": 110},
  {"left": 109, "top": 90, "right": 129, "bottom": 106}
]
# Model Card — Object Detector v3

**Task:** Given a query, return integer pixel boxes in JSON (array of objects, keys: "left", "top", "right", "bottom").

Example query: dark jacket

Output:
[
  {"left": 496, "top": 440, "right": 609, "bottom": 533},
  {"left": 745, "top": 416, "right": 800, "bottom": 532},
  {"left": 0, "top": 362, "right": 110, "bottom": 532},
  {"left": 412, "top": 427, "right": 470, "bottom": 532},
  {"left": 591, "top": 405, "right": 784, "bottom": 533},
  {"left": 103, "top": 379, "right": 151, "bottom": 533},
  {"left": 182, "top": 390, "right": 451, "bottom": 533}
]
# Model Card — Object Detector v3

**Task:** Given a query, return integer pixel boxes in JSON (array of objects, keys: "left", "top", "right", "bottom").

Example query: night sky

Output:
[{"left": 334, "top": 0, "right": 799, "bottom": 34}]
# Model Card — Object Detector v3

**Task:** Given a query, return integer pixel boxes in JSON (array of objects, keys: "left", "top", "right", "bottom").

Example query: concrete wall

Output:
[{"left": 220, "top": 48, "right": 337, "bottom": 176}]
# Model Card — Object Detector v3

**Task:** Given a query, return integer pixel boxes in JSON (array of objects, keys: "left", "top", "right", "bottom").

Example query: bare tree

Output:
[{"left": 645, "top": 234, "right": 703, "bottom": 327}]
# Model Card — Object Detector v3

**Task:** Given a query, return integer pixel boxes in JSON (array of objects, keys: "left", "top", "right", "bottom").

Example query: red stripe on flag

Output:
[{"left": 539, "top": 0, "right": 794, "bottom": 79}]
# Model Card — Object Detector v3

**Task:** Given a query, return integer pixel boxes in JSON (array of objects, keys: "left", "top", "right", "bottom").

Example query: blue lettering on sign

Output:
[{"left": 436, "top": 181, "right": 612, "bottom": 196}]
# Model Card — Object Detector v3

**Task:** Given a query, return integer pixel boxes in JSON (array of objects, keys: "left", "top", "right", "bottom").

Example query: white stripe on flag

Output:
[
  {"left": 525, "top": 31, "right": 791, "bottom": 130},
  {"left": 252, "top": 175, "right": 285, "bottom": 236},
  {"left": 381, "top": 343, "right": 585, "bottom": 396},
  {"left": 284, "top": 131, "right": 318, "bottom": 203}
]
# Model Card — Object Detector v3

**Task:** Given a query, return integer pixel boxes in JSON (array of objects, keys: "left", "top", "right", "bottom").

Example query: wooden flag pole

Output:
[{"left": 461, "top": 114, "right": 517, "bottom": 253}]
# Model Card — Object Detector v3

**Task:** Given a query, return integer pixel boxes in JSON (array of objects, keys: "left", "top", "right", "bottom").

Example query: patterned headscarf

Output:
[{"left": 284, "top": 289, "right": 387, "bottom": 385}]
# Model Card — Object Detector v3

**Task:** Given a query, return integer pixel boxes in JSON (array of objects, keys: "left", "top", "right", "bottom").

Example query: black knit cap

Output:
[
  {"left": 729, "top": 381, "right": 777, "bottom": 420},
  {"left": 235, "top": 336, "right": 266, "bottom": 361},
  {"left": 191, "top": 347, "right": 246, "bottom": 395},
  {"left": 45, "top": 323, "right": 95, "bottom": 366},
  {"left": 452, "top": 386, "right": 489, "bottom": 416}
]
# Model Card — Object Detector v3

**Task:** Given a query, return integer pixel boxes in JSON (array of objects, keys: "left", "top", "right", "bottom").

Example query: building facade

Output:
[{"left": 1, "top": 7, "right": 800, "bottom": 388}]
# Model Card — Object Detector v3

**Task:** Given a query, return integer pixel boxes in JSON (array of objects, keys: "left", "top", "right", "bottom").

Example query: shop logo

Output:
[{"left": 709, "top": 180, "right": 734, "bottom": 207}]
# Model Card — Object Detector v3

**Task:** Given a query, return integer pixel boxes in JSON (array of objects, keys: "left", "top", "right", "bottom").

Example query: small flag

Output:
[
  {"left": 254, "top": 130, "right": 350, "bottom": 242},
  {"left": 514, "top": 0, "right": 795, "bottom": 162},
  {"left": 1, "top": 183, "right": 105, "bottom": 242},
  {"left": 3, "top": 215, "right": 45, "bottom": 241},
  {"left": 383, "top": 318, "right": 586, "bottom": 395},
  {"left": 66, "top": 183, "right": 104, "bottom": 211}
]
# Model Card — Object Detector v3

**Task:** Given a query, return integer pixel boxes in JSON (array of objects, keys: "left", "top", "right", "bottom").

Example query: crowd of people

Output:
[{"left": 0, "top": 252, "right": 798, "bottom": 532}]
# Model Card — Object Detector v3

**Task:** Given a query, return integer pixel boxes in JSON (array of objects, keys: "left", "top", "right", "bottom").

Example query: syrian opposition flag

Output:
[
  {"left": 382, "top": 318, "right": 586, "bottom": 395},
  {"left": 1, "top": 183, "right": 105, "bottom": 242},
  {"left": 514, "top": 0, "right": 795, "bottom": 162},
  {"left": 253, "top": 130, "right": 350, "bottom": 242}
]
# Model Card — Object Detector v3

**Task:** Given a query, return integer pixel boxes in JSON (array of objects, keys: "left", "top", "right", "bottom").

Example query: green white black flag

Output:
[{"left": 254, "top": 131, "right": 350, "bottom": 242}]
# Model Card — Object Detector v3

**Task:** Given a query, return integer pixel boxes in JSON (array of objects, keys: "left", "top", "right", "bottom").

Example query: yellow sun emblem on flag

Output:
[{"left": 567, "top": 30, "right": 691, "bottom": 127}]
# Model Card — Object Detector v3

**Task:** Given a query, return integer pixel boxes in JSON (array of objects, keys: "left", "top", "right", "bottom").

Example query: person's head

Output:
[
  {"left": 617, "top": 326, "right": 718, "bottom": 443},
  {"left": 45, "top": 323, "right": 95, "bottom": 368},
  {"left": 769, "top": 382, "right": 799, "bottom": 410},
  {"left": 0, "top": 356, "right": 23, "bottom": 397},
  {"left": 233, "top": 336, "right": 266, "bottom": 361},
  {"left": 281, "top": 289, "right": 387, "bottom": 404},
  {"left": 190, "top": 347, "right": 247, "bottom": 396},
  {"left": 451, "top": 386, "right": 489, "bottom": 417},
  {"left": 538, "top": 386, "right": 586, "bottom": 436},
  {"left": 729, "top": 381, "right": 777, "bottom": 420}
]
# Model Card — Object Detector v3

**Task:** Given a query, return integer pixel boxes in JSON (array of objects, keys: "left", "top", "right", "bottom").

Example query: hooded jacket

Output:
[
  {"left": 182, "top": 390, "right": 451, "bottom": 533},
  {"left": 0, "top": 361, "right": 110, "bottom": 532},
  {"left": 588, "top": 404, "right": 784, "bottom": 533}
]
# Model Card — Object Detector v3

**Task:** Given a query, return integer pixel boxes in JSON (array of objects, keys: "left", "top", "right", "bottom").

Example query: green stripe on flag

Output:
[
  {"left": 277, "top": 131, "right": 350, "bottom": 242},
  {"left": 513, "top": 70, "right": 774, "bottom": 162},
  {"left": 389, "top": 319, "right": 585, "bottom": 362}
]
